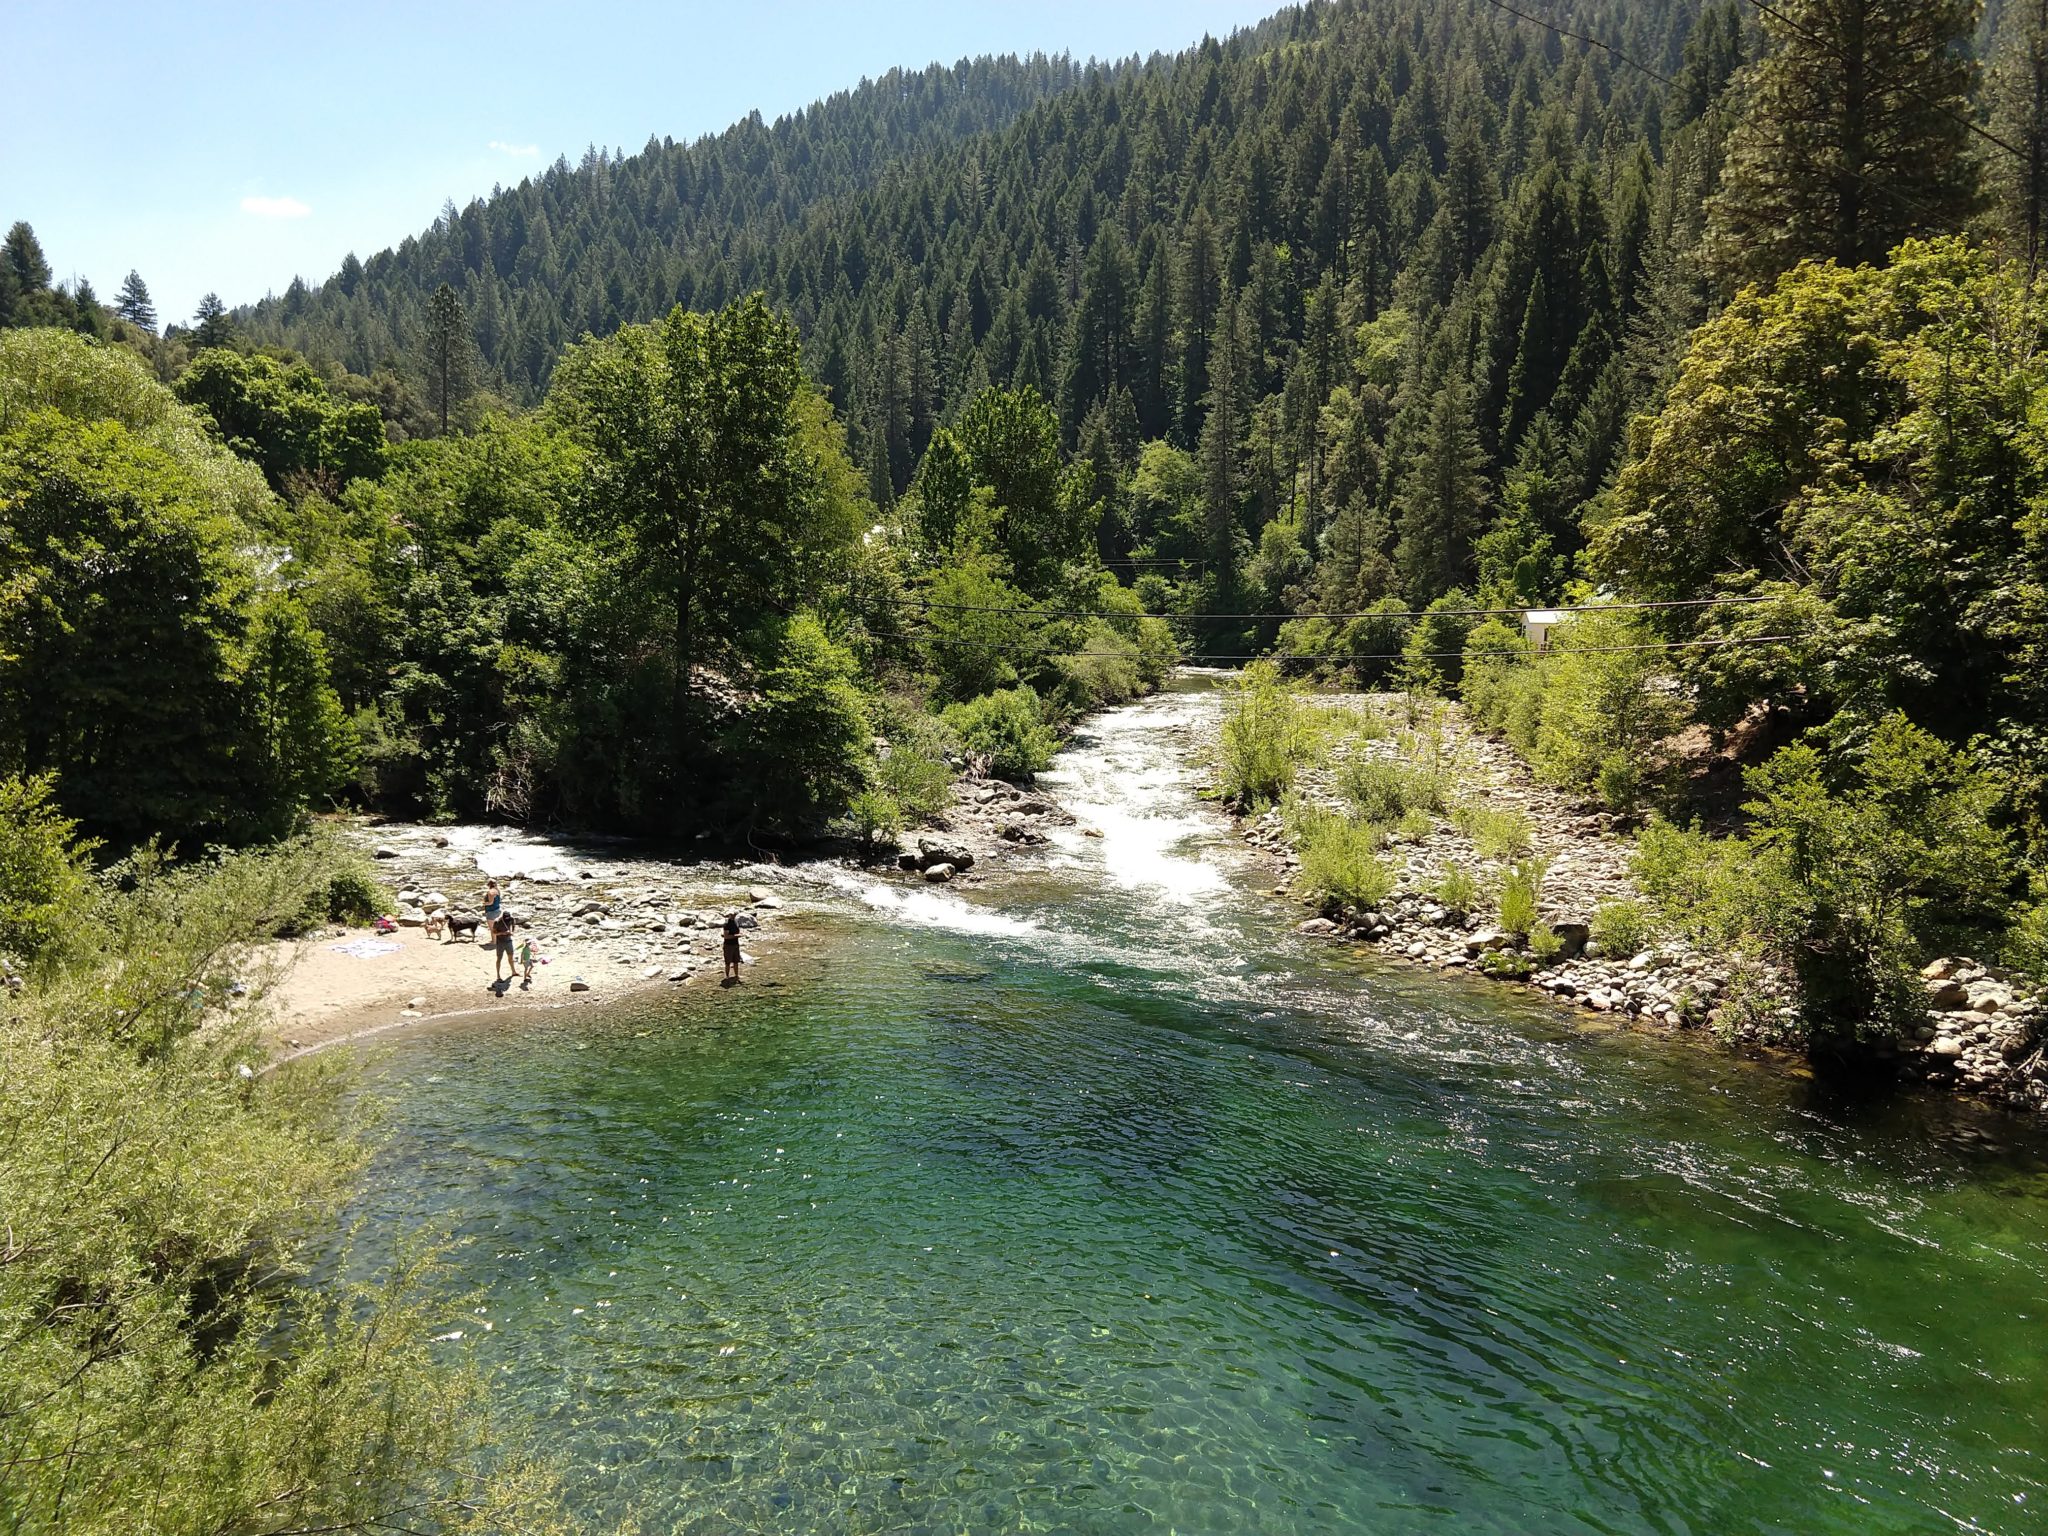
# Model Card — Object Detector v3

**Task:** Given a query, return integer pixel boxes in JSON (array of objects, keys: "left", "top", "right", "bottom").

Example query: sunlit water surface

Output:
[{"left": 343, "top": 685, "right": 2048, "bottom": 1534}]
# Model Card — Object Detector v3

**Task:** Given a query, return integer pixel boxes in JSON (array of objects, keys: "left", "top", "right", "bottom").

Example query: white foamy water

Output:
[
  {"left": 1039, "top": 691, "right": 1229, "bottom": 904},
  {"left": 845, "top": 876, "right": 1047, "bottom": 938}
]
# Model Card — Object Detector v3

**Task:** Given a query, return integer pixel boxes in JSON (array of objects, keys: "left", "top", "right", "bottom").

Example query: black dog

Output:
[{"left": 443, "top": 911, "right": 483, "bottom": 942}]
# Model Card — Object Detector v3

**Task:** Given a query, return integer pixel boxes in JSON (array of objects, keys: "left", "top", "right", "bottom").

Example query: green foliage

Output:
[
  {"left": 732, "top": 614, "right": 872, "bottom": 834},
  {"left": 943, "top": 685, "right": 1057, "bottom": 782},
  {"left": 1597, "top": 241, "right": 2048, "bottom": 752},
  {"left": 1497, "top": 858, "right": 1548, "bottom": 937},
  {"left": 176, "top": 347, "right": 387, "bottom": 491},
  {"left": 1464, "top": 608, "right": 1687, "bottom": 813},
  {"left": 317, "top": 843, "right": 388, "bottom": 926},
  {"left": 1454, "top": 801, "right": 1534, "bottom": 861},
  {"left": 1702, "top": 0, "right": 1979, "bottom": 287},
  {"left": 1339, "top": 756, "right": 1416, "bottom": 824},
  {"left": 1434, "top": 863, "right": 1483, "bottom": 918},
  {"left": 1292, "top": 803, "right": 1397, "bottom": 915},
  {"left": 922, "top": 555, "right": 1047, "bottom": 702},
  {"left": 1217, "top": 660, "right": 1317, "bottom": 809},
  {"left": 1527, "top": 922, "right": 1565, "bottom": 965},
  {"left": 1590, "top": 899, "right": 1653, "bottom": 960},
  {"left": 0, "top": 773, "right": 97, "bottom": 967},
  {"left": 1478, "top": 946, "right": 1535, "bottom": 980},
  {"left": 1633, "top": 818, "right": 1769, "bottom": 951},
  {"left": 1742, "top": 716, "right": 2014, "bottom": 1040},
  {"left": 236, "top": 594, "right": 357, "bottom": 836},
  {"left": 0, "top": 838, "right": 564, "bottom": 1530}
]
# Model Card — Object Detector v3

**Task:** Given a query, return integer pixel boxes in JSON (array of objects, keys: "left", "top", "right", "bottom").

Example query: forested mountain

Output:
[{"left": 246, "top": 0, "right": 1726, "bottom": 606}]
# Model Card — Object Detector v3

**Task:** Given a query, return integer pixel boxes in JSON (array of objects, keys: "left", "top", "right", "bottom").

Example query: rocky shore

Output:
[{"left": 1232, "top": 691, "right": 2047, "bottom": 1114}]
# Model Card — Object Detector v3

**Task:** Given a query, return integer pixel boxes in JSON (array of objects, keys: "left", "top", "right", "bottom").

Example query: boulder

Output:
[
  {"left": 396, "top": 888, "right": 423, "bottom": 907},
  {"left": 1922, "top": 957, "right": 1961, "bottom": 981},
  {"left": 1298, "top": 918, "right": 1338, "bottom": 936},
  {"left": 1929, "top": 1036, "right": 1965, "bottom": 1059},
  {"left": 749, "top": 888, "right": 773, "bottom": 904},
  {"left": 572, "top": 901, "right": 609, "bottom": 919},
  {"left": 569, "top": 979, "right": 591, "bottom": 993},
  {"left": 1926, "top": 978, "right": 1969, "bottom": 1011},
  {"left": 923, "top": 863, "right": 956, "bottom": 884},
  {"left": 421, "top": 890, "right": 448, "bottom": 909},
  {"left": 396, "top": 910, "right": 426, "bottom": 927},
  {"left": 916, "top": 838, "right": 976, "bottom": 872},
  {"left": 1551, "top": 922, "right": 1591, "bottom": 961},
  {"left": 897, "top": 853, "right": 921, "bottom": 871},
  {"left": 1462, "top": 930, "right": 1513, "bottom": 958},
  {"left": 372, "top": 846, "right": 399, "bottom": 860}
]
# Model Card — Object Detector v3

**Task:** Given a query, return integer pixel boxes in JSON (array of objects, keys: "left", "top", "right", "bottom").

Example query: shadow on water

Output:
[{"left": 336, "top": 688, "right": 2048, "bottom": 1536}]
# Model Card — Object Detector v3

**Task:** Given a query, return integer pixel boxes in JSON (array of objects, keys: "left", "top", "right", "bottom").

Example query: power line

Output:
[
  {"left": 882, "top": 591, "right": 1778, "bottom": 623},
  {"left": 902, "top": 626, "right": 1809, "bottom": 663}
]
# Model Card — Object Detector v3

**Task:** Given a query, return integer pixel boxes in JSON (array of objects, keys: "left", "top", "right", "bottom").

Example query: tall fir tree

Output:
[
  {"left": 422, "top": 282, "right": 475, "bottom": 435},
  {"left": 1702, "top": 0, "right": 1981, "bottom": 287},
  {"left": 1989, "top": 0, "right": 2048, "bottom": 274},
  {"left": 115, "top": 270, "right": 156, "bottom": 331},
  {"left": 192, "top": 292, "right": 235, "bottom": 349}
]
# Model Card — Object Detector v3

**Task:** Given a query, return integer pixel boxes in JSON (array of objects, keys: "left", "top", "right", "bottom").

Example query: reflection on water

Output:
[{"left": 347, "top": 685, "right": 2048, "bottom": 1535}]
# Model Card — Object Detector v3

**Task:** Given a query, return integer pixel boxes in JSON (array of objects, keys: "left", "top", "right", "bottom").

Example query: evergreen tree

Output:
[
  {"left": 114, "top": 270, "right": 156, "bottom": 331},
  {"left": 4, "top": 222, "right": 51, "bottom": 295},
  {"left": 1703, "top": 0, "right": 1981, "bottom": 286},
  {"left": 422, "top": 282, "right": 475, "bottom": 434},
  {"left": 1989, "top": 0, "right": 2048, "bottom": 274},
  {"left": 1394, "top": 369, "right": 1489, "bottom": 600},
  {"left": 192, "top": 292, "right": 235, "bottom": 349},
  {"left": 1198, "top": 292, "right": 1251, "bottom": 608}
]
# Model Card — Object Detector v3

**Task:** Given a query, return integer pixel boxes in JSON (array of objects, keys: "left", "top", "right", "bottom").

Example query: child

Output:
[{"left": 516, "top": 932, "right": 544, "bottom": 988}]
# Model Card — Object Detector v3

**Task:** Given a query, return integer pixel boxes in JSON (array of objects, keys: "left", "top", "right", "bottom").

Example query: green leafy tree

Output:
[
  {"left": 731, "top": 613, "right": 870, "bottom": 833},
  {"left": 236, "top": 594, "right": 357, "bottom": 834},
  {"left": 556, "top": 295, "right": 853, "bottom": 811},
  {"left": 950, "top": 384, "right": 1088, "bottom": 594},
  {"left": 177, "top": 348, "right": 388, "bottom": 490},
  {"left": 1702, "top": 0, "right": 1980, "bottom": 287}
]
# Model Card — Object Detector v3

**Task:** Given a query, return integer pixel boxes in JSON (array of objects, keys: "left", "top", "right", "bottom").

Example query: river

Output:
[{"left": 346, "top": 682, "right": 2048, "bottom": 1534}]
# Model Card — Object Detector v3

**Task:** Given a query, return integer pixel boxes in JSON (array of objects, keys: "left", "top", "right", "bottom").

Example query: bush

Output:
[
  {"left": 319, "top": 850, "right": 388, "bottom": 927},
  {"left": 1392, "top": 806, "right": 1435, "bottom": 842},
  {"left": 1633, "top": 817, "right": 1764, "bottom": 950},
  {"left": 943, "top": 685, "right": 1058, "bottom": 782},
  {"left": 0, "top": 772, "right": 98, "bottom": 967},
  {"left": 846, "top": 787, "right": 904, "bottom": 860},
  {"left": 1217, "top": 660, "right": 1319, "bottom": 809},
  {"left": 1528, "top": 922, "right": 1565, "bottom": 965},
  {"left": 1453, "top": 801, "right": 1534, "bottom": 861},
  {"left": 0, "top": 836, "right": 566, "bottom": 1528},
  {"left": 1340, "top": 757, "right": 1412, "bottom": 823},
  {"left": 1478, "top": 947, "right": 1535, "bottom": 979},
  {"left": 1434, "top": 864, "right": 1483, "bottom": 918},
  {"left": 1590, "top": 899, "right": 1653, "bottom": 959},
  {"left": 1742, "top": 716, "right": 2013, "bottom": 1041},
  {"left": 1497, "top": 857, "right": 1548, "bottom": 936},
  {"left": 1293, "top": 804, "right": 1397, "bottom": 914}
]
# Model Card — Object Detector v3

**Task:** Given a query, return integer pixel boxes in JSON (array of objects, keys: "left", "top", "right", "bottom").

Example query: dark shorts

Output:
[{"left": 495, "top": 934, "right": 514, "bottom": 956}]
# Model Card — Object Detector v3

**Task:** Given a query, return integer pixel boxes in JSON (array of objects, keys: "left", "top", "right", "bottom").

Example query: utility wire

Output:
[
  {"left": 899, "top": 627, "right": 1809, "bottom": 662},
  {"left": 880, "top": 591, "right": 1779, "bottom": 623}
]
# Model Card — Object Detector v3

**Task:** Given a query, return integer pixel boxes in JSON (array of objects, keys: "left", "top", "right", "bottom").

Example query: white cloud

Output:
[
  {"left": 240, "top": 195, "right": 311, "bottom": 219},
  {"left": 489, "top": 140, "right": 539, "bottom": 158}
]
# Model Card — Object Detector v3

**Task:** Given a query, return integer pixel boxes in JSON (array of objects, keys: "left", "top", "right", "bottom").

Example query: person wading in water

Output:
[{"left": 722, "top": 912, "right": 743, "bottom": 983}]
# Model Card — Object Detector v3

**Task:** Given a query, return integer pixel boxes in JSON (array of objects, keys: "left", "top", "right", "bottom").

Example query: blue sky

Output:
[{"left": 2, "top": 1, "right": 1282, "bottom": 328}]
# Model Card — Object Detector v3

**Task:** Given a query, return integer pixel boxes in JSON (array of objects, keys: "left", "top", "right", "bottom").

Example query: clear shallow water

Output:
[{"left": 347, "top": 688, "right": 2048, "bottom": 1534}]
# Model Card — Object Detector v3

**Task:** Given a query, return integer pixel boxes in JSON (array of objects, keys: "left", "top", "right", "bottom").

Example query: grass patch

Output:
[
  {"left": 1291, "top": 802, "right": 1397, "bottom": 914},
  {"left": 1453, "top": 801, "right": 1534, "bottom": 861}
]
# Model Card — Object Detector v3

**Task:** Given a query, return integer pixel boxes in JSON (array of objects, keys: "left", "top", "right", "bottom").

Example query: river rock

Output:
[
  {"left": 569, "top": 979, "right": 591, "bottom": 993},
  {"left": 1930, "top": 1036, "right": 1965, "bottom": 1059},
  {"left": 749, "top": 888, "right": 774, "bottom": 904},
  {"left": 1922, "top": 957, "right": 1961, "bottom": 981},
  {"left": 924, "top": 863, "right": 956, "bottom": 884},
  {"left": 916, "top": 838, "right": 976, "bottom": 872},
  {"left": 373, "top": 845, "right": 399, "bottom": 860},
  {"left": 1551, "top": 922, "right": 1591, "bottom": 960},
  {"left": 396, "top": 910, "right": 425, "bottom": 926},
  {"left": 1298, "top": 918, "right": 1338, "bottom": 936},
  {"left": 1926, "top": 977, "right": 1968, "bottom": 1010},
  {"left": 573, "top": 901, "right": 609, "bottom": 919}
]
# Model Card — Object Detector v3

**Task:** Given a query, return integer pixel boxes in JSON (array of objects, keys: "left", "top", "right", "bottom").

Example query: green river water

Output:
[{"left": 348, "top": 685, "right": 2048, "bottom": 1534}]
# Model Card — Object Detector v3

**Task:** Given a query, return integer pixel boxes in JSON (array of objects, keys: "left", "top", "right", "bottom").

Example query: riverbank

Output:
[
  {"left": 263, "top": 777, "right": 1077, "bottom": 1056},
  {"left": 1222, "top": 688, "right": 2048, "bottom": 1114}
]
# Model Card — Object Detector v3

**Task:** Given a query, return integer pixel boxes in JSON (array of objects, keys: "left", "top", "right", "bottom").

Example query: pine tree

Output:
[
  {"left": 1702, "top": 0, "right": 1981, "bottom": 287},
  {"left": 422, "top": 282, "right": 475, "bottom": 434},
  {"left": 1989, "top": 0, "right": 2048, "bottom": 274},
  {"left": 4, "top": 222, "right": 52, "bottom": 294},
  {"left": 115, "top": 270, "right": 156, "bottom": 332},
  {"left": 192, "top": 292, "right": 235, "bottom": 349},
  {"left": 1198, "top": 291, "right": 1250, "bottom": 606},
  {"left": 1394, "top": 369, "right": 1489, "bottom": 601}
]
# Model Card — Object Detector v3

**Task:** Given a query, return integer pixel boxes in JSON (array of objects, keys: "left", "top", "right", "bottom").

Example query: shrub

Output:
[
  {"left": 943, "top": 685, "right": 1058, "bottom": 782},
  {"left": 1590, "top": 899, "right": 1652, "bottom": 959},
  {"left": 1293, "top": 805, "right": 1397, "bottom": 914},
  {"left": 1742, "top": 716, "right": 2013, "bottom": 1041},
  {"left": 1453, "top": 801, "right": 1534, "bottom": 861},
  {"left": 1340, "top": 757, "right": 1412, "bottom": 823},
  {"left": 1217, "top": 660, "right": 1318, "bottom": 809},
  {"left": 1528, "top": 922, "right": 1565, "bottom": 965},
  {"left": 1633, "top": 817, "right": 1762, "bottom": 949},
  {"left": 846, "top": 787, "right": 904, "bottom": 860},
  {"left": 0, "top": 773, "right": 98, "bottom": 967},
  {"left": 1478, "top": 947, "right": 1535, "bottom": 979},
  {"left": 1434, "top": 864, "right": 1482, "bottom": 918},
  {"left": 1497, "top": 857, "right": 1548, "bottom": 936},
  {"left": 320, "top": 851, "right": 388, "bottom": 927},
  {"left": 1393, "top": 806, "right": 1435, "bottom": 842}
]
